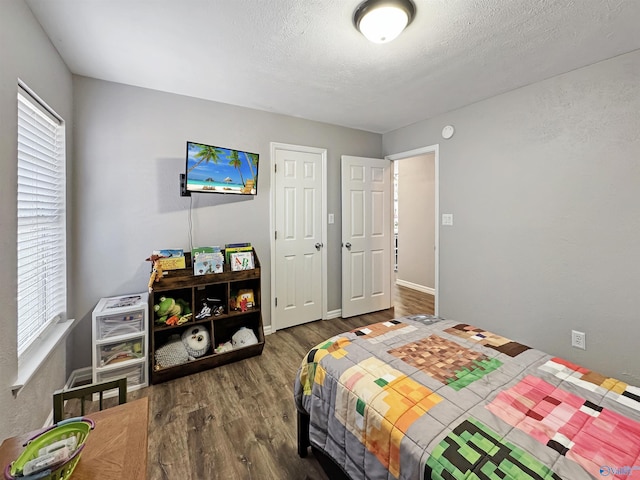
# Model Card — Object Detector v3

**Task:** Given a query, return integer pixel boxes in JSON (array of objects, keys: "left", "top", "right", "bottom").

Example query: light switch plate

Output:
[
  {"left": 442, "top": 213, "right": 453, "bottom": 226},
  {"left": 328, "top": 213, "right": 334, "bottom": 224}
]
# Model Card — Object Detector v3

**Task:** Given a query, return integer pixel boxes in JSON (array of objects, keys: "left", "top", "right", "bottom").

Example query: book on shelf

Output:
[
  {"left": 192, "top": 246, "right": 221, "bottom": 256},
  {"left": 224, "top": 243, "right": 252, "bottom": 264},
  {"left": 230, "top": 250, "right": 255, "bottom": 271},
  {"left": 193, "top": 251, "right": 224, "bottom": 275},
  {"left": 225, "top": 242, "right": 251, "bottom": 248},
  {"left": 153, "top": 248, "right": 186, "bottom": 270}
]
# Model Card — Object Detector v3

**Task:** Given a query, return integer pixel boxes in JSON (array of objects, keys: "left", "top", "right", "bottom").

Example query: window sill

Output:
[{"left": 12, "top": 319, "right": 76, "bottom": 397}]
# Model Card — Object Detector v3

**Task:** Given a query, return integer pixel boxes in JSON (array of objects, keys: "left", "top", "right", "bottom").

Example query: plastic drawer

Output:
[
  {"left": 96, "top": 361, "right": 146, "bottom": 389},
  {"left": 95, "top": 310, "right": 145, "bottom": 340},
  {"left": 96, "top": 337, "right": 145, "bottom": 367}
]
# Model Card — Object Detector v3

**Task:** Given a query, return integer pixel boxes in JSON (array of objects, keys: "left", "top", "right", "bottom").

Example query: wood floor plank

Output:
[{"left": 68, "top": 286, "right": 434, "bottom": 479}]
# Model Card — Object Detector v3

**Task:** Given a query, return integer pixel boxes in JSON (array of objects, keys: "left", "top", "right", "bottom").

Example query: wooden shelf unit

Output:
[{"left": 148, "top": 249, "right": 264, "bottom": 384}]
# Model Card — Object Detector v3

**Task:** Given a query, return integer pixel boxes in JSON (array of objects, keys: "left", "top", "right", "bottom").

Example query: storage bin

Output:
[
  {"left": 96, "top": 310, "right": 145, "bottom": 340},
  {"left": 96, "top": 338, "right": 145, "bottom": 367},
  {"left": 96, "top": 361, "right": 146, "bottom": 390}
]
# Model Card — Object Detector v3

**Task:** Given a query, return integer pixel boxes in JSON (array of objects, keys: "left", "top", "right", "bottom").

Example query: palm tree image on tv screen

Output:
[{"left": 185, "top": 142, "right": 258, "bottom": 194}]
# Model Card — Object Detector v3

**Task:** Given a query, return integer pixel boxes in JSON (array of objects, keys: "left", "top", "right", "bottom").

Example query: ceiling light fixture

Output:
[{"left": 353, "top": 0, "right": 416, "bottom": 44}]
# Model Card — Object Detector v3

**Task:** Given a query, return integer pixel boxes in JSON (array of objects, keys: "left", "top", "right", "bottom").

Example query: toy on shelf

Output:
[
  {"left": 214, "top": 341, "right": 233, "bottom": 354},
  {"left": 182, "top": 325, "right": 211, "bottom": 359},
  {"left": 229, "top": 289, "right": 254, "bottom": 312},
  {"left": 154, "top": 296, "right": 191, "bottom": 325},
  {"left": 195, "top": 297, "right": 224, "bottom": 319},
  {"left": 155, "top": 325, "right": 211, "bottom": 369},
  {"left": 146, "top": 254, "right": 165, "bottom": 292},
  {"left": 232, "top": 326, "right": 258, "bottom": 348},
  {"left": 213, "top": 326, "right": 258, "bottom": 354},
  {"left": 154, "top": 335, "right": 188, "bottom": 368}
]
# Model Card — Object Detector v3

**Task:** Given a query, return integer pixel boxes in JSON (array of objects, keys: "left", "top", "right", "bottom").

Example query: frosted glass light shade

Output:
[
  {"left": 354, "top": 0, "right": 416, "bottom": 44},
  {"left": 359, "top": 7, "right": 408, "bottom": 43}
]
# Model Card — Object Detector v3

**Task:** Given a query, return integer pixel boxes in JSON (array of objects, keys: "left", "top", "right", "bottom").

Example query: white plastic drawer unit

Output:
[
  {"left": 93, "top": 292, "right": 149, "bottom": 341},
  {"left": 96, "top": 337, "right": 145, "bottom": 367},
  {"left": 92, "top": 292, "right": 149, "bottom": 395},
  {"left": 96, "top": 361, "right": 146, "bottom": 390},
  {"left": 96, "top": 310, "right": 145, "bottom": 340}
]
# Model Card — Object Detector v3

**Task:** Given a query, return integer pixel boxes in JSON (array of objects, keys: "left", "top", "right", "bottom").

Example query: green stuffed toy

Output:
[{"left": 154, "top": 296, "right": 191, "bottom": 325}]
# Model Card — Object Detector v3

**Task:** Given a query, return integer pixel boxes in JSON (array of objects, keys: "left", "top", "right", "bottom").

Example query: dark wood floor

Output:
[{"left": 68, "top": 285, "right": 434, "bottom": 479}]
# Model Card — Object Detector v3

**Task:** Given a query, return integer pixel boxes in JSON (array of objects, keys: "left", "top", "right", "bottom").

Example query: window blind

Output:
[{"left": 17, "top": 88, "right": 67, "bottom": 356}]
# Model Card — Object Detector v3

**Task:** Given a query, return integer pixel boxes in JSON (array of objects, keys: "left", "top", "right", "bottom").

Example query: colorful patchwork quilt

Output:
[{"left": 294, "top": 315, "right": 640, "bottom": 480}]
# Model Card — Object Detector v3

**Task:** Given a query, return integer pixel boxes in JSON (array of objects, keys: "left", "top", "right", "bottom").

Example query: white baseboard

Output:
[
  {"left": 264, "top": 325, "right": 273, "bottom": 336},
  {"left": 395, "top": 279, "right": 435, "bottom": 296},
  {"left": 325, "top": 309, "right": 342, "bottom": 319}
]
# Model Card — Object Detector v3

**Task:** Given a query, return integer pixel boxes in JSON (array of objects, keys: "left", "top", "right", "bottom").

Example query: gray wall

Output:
[
  {"left": 70, "top": 76, "right": 382, "bottom": 371},
  {"left": 0, "top": 0, "right": 73, "bottom": 438},
  {"left": 384, "top": 49, "right": 640, "bottom": 383},
  {"left": 396, "top": 153, "right": 435, "bottom": 290}
]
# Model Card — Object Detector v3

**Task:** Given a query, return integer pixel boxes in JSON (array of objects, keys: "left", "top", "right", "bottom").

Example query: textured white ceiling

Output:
[{"left": 25, "top": 0, "right": 640, "bottom": 133}]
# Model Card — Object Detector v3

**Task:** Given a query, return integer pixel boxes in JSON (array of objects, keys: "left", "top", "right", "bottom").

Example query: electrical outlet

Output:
[{"left": 571, "top": 330, "right": 586, "bottom": 350}]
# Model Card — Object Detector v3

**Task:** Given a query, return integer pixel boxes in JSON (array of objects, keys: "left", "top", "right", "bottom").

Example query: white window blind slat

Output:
[
  {"left": 18, "top": 144, "right": 60, "bottom": 166},
  {"left": 16, "top": 87, "right": 67, "bottom": 356},
  {"left": 18, "top": 184, "right": 62, "bottom": 197},
  {"left": 17, "top": 157, "right": 60, "bottom": 176},
  {"left": 17, "top": 207, "right": 64, "bottom": 218},
  {"left": 17, "top": 126, "right": 58, "bottom": 150}
]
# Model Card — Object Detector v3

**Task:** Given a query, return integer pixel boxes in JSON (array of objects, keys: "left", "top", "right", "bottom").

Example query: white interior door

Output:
[
  {"left": 341, "top": 155, "right": 391, "bottom": 318},
  {"left": 273, "top": 145, "right": 326, "bottom": 330}
]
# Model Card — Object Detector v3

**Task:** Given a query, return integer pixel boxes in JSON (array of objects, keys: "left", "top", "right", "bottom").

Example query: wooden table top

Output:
[{"left": 0, "top": 396, "right": 149, "bottom": 480}]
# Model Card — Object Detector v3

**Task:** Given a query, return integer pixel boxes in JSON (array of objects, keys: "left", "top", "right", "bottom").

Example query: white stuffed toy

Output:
[
  {"left": 231, "top": 327, "right": 258, "bottom": 349},
  {"left": 181, "top": 325, "right": 211, "bottom": 359}
]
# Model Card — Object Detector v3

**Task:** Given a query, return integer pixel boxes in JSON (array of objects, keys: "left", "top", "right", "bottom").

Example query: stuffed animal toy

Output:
[
  {"left": 231, "top": 327, "right": 258, "bottom": 348},
  {"left": 154, "top": 325, "right": 211, "bottom": 369},
  {"left": 154, "top": 334, "right": 189, "bottom": 369},
  {"left": 146, "top": 254, "right": 165, "bottom": 292},
  {"left": 181, "top": 325, "right": 211, "bottom": 359},
  {"left": 237, "top": 289, "right": 254, "bottom": 309},
  {"left": 214, "top": 341, "right": 233, "bottom": 354},
  {"left": 154, "top": 296, "right": 191, "bottom": 325}
]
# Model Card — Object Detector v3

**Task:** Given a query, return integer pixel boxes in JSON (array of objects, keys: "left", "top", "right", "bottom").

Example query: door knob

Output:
[
  {"left": 345, "top": 242, "right": 352, "bottom": 250},
  {"left": 315, "top": 242, "right": 323, "bottom": 251}
]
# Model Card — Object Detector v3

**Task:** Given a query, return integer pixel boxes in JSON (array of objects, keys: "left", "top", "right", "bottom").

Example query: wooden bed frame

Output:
[{"left": 297, "top": 410, "right": 351, "bottom": 480}]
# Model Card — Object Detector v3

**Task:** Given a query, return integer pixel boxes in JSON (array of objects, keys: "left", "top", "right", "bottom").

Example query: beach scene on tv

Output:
[{"left": 186, "top": 142, "right": 258, "bottom": 194}]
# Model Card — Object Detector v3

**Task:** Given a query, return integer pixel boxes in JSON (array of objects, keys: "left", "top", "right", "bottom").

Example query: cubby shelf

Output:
[{"left": 148, "top": 249, "right": 264, "bottom": 384}]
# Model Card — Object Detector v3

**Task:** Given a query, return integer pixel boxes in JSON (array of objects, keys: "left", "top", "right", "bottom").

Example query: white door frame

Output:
[
  {"left": 386, "top": 144, "right": 440, "bottom": 316},
  {"left": 270, "top": 142, "right": 328, "bottom": 332}
]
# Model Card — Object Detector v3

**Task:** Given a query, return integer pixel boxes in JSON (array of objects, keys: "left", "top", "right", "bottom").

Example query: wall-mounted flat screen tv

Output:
[{"left": 184, "top": 141, "right": 259, "bottom": 195}]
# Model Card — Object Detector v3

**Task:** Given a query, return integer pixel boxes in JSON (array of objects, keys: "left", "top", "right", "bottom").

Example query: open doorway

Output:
[{"left": 387, "top": 145, "right": 439, "bottom": 315}]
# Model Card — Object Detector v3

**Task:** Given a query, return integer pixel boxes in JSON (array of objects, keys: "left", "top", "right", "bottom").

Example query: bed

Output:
[{"left": 294, "top": 314, "right": 640, "bottom": 480}]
